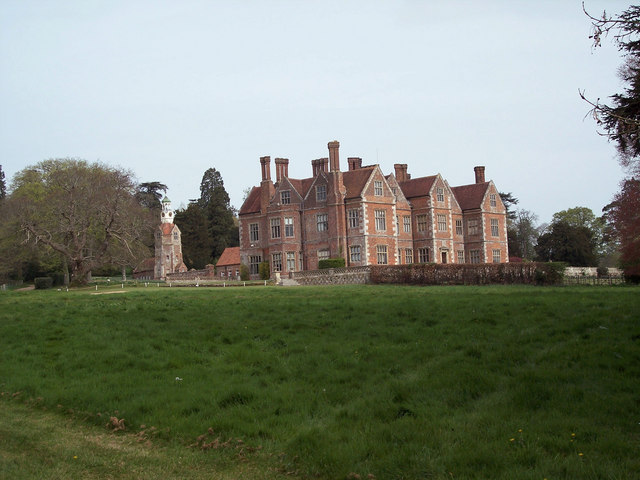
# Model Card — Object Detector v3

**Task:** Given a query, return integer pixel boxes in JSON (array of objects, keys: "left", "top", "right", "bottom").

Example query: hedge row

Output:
[
  {"left": 370, "top": 262, "right": 566, "bottom": 286},
  {"left": 319, "top": 257, "right": 346, "bottom": 269}
]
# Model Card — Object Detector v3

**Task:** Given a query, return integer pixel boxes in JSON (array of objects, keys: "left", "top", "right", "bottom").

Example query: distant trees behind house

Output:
[{"left": 174, "top": 167, "right": 239, "bottom": 269}]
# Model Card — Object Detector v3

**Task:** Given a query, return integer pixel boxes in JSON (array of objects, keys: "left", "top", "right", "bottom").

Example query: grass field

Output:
[{"left": 1, "top": 284, "right": 639, "bottom": 479}]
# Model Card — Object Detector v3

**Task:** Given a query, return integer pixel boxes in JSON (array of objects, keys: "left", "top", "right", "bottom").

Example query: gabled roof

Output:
[
  {"left": 398, "top": 176, "right": 437, "bottom": 199},
  {"left": 134, "top": 257, "right": 155, "bottom": 273},
  {"left": 217, "top": 247, "right": 241, "bottom": 266},
  {"left": 160, "top": 223, "right": 177, "bottom": 235},
  {"left": 451, "top": 182, "right": 489, "bottom": 211},
  {"left": 238, "top": 186, "right": 261, "bottom": 215},
  {"left": 343, "top": 166, "right": 376, "bottom": 199},
  {"left": 288, "top": 178, "right": 315, "bottom": 199}
]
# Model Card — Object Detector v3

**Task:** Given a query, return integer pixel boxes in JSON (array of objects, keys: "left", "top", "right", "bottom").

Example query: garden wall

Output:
[{"left": 290, "top": 266, "right": 371, "bottom": 285}]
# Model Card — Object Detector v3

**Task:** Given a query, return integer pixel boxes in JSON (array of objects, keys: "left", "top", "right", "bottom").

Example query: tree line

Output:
[{"left": 0, "top": 161, "right": 238, "bottom": 285}]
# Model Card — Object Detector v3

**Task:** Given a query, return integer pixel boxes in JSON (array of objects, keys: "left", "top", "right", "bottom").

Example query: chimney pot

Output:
[
  {"left": 274, "top": 158, "right": 289, "bottom": 182},
  {"left": 348, "top": 157, "right": 362, "bottom": 170},
  {"left": 260, "top": 156, "right": 271, "bottom": 181},
  {"left": 328, "top": 140, "right": 340, "bottom": 172},
  {"left": 394, "top": 164, "right": 409, "bottom": 183}
]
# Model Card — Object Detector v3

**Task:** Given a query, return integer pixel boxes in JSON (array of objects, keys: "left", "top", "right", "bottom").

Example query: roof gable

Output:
[
  {"left": 343, "top": 166, "right": 376, "bottom": 199},
  {"left": 239, "top": 186, "right": 261, "bottom": 215},
  {"left": 398, "top": 175, "right": 438, "bottom": 199},
  {"left": 451, "top": 182, "right": 489, "bottom": 211},
  {"left": 217, "top": 247, "right": 241, "bottom": 266}
]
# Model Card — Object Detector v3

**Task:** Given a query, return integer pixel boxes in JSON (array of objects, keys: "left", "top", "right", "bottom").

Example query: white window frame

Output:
[
  {"left": 403, "top": 216, "right": 411, "bottom": 233},
  {"left": 491, "top": 218, "right": 499, "bottom": 237},
  {"left": 405, "top": 248, "right": 413, "bottom": 264},
  {"left": 286, "top": 251, "right": 296, "bottom": 271},
  {"left": 316, "top": 213, "right": 328, "bottom": 232},
  {"left": 350, "top": 245, "right": 361, "bottom": 262},
  {"left": 272, "top": 252, "right": 282, "bottom": 272},
  {"left": 316, "top": 185, "right": 326, "bottom": 201},
  {"left": 492, "top": 249, "right": 501, "bottom": 263},
  {"left": 436, "top": 187, "right": 444, "bottom": 202},
  {"left": 418, "top": 247, "right": 430, "bottom": 263},
  {"left": 416, "top": 214, "right": 428, "bottom": 232},
  {"left": 375, "top": 210, "right": 386, "bottom": 231},
  {"left": 437, "top": 214, "right": 447, "bottom": 232},
  {"left": 270, "top": 218, "right": 281, "bottom": 239},
  {"left": 377, "top": 245, "right": 388, "bottom": 264},
  {"left": 374, "top": 180, "right": 383, "bottom": 196},
  {"left": 285, "top": 216, "right": 294, "bottom": 237},
  {"left": 348, "top": 209, "right": 359, "bottom": 228}
]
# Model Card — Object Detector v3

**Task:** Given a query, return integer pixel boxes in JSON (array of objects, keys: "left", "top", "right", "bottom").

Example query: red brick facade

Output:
[{"left": 239, "top": 141, "right": 508, "bottom": 278}]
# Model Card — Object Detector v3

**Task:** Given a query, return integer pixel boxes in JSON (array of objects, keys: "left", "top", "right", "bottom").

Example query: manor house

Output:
[{"left": 238, "top": 141, "right": 508, "bottom": 278}]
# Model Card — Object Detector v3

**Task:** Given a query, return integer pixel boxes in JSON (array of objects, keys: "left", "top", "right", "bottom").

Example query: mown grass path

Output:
[{"left": 1, "top": 285, "right": 638, "bottom": 479}]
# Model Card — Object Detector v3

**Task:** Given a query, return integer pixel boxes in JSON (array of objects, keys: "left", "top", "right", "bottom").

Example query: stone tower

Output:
[{"left": 154, "top": 196, "right": 187, "bottom": 280}]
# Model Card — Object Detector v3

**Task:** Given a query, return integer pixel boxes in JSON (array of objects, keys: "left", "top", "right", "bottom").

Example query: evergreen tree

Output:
[
  {"left": 603, "top": 178, "right": 640, "bottom": 280},
  {"left": 0, "top": 165, "right": 5, "bottom": 201},
  {"left": 174, "top": 202, "right": 211, "bottom": 269},
  {"left": 136, "top": 181, "right": 167, "bottom": 210},
  {"left": 198, "top": 168, "right": 238, "bottom": 260}
]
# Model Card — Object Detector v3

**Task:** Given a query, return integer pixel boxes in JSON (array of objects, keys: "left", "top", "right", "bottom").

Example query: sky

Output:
[{"left": 0, "top": 0, "right": 632, "bottom": 224}]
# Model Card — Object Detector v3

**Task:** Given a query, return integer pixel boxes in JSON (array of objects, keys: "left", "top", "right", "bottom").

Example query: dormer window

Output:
[
  {"left": 281, "top": 191, "right": 291, "bottom": 204},
  {"left": 316, "top": 185, "right": 326, "bottom": 201}
]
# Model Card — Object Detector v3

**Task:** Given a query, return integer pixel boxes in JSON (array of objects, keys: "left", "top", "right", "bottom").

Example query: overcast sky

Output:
[{"left": 0, "top": 0, "right": 632, "bottom": 223}]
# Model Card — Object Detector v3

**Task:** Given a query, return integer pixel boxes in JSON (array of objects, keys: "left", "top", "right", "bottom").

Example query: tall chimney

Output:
[
  {"left": 274, "top": 158, "right": 289, "bottom": 182},
  {"left": 474, "top": 166, "right": 486, "bottom": 184},
  {"left": 260, "top": 156, "right": 271, "bottom": 181},
  {"left": 320, "top": 158, "right": 328, "bottom": 172},
  {"left": 328, "top": 141, "right": 340, "bottom": 172},
  {"left": 394, "top": 164, "right": 409, "bottom": 183},
  {"left": 348, "top": 157, "right": 362, "bottom": 171}
]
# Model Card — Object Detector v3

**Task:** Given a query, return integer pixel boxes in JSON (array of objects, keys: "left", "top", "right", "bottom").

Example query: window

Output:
[
  {"left": 403, "top": 216, "right": 411, "bottom": 233},
  {"left": 457, "top": 250, "right": 465, "bottom": 264},
  {"left": 316, "top": 185, "right": 326, "bottom": 201},
  {"left": 286, "top": 252, "right": 296, "bottom": 271},
  {"left": 285, "top": 217, "right": 294, "bottom": 237},
  {"left": 249, "top": 223, "right": 259, "bottom": 242},
  {"left": 468, "top": 219, "right": 479, "bottom": 236},
  {"left": 492, "top": 249, "right": 501, "bottom": 263},
  {"left": 470, "top": 250, "right": 481, "bottom": 264},
  {"left": 318, "top": 249, "right": 330, "bottom": 261},
  {"left": 173, "top": 232, "right": 179, "bottom": 241},
  {"left": 418, "top": 247, "right": 430, "bottom": 263},
  {"left": 249, "top": 255, "right": 261, "bottom": 274},
  {"left": 392, "top": 187, "right": 397, "bottom": 195},
  {"left": 281, "top": 190, "right": 291, "bottom": 204},
  {"left": 350, "top": 245, "right": 361, "bottom": 262},
  {"left": 377, "top": 245, "right": 388, "bottom": 264},
  {"left": 437, "top": 214, "right": 447, "bottom": 231},
  {"left": 270, "top": 218, "right": 281, "bottom": 239},
  {"left": 436, "top": 187, "right": 444, "bottom": 202},
  {"left": 405, "top": 248, "right": 413, "bottom": 264},
  {"left": 416, "top": 214, "right": 428, "bottom": 232},
  {"left": 317, "top": 213, "right": 328, "bottom": 232},
  {"left": 374, "top": 180, "right": 383, "bottom": 196},
  {"left": 375, "top": 210, "right": 386, "bottom": 231},
  {"left": 490, "top": 193, "right": 497, "bottom": 207},
  {"left": 348, "top": 209, "right": 359, "bottom": 228},
  {"left": 491, "top": 218, "right": 499, "bottom": 237},
  {"left": 272, "top": 253, "right": 282, "bottom": 272},
  {"left": 396, "top": 215, "right": 399, "bottom": 232},
  {"left": 455, "top": 219, "right": 463, "bottom": 235}
]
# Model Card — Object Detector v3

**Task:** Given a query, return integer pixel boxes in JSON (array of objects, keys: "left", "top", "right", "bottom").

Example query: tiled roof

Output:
[
  {"left": 398, "top": 176, "right": 437, "bottom": 199},
  {"left": 343, "top": 166, "right": 376, "bottom": 199},
  {"left": 161, "top": 223, "right": 176, "bottom": 235},
  {"left": 238, "top": 186, "right": 261, "bottom": 215},
  {"left": 288, "top": 178, "right": 315, "bottom": 199},
  {"left": 217, "top": 247, "right": 241, "bottom": 266},
  {"left": 134, "top": 257, "right": 155, "bottom": 273},
  {"left": 451, "top": 183, "right": 488, "bottom": 211}
]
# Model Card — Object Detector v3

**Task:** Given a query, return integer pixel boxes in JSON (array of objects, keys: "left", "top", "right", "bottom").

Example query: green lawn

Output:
[{"left": 1, "top": 285, "right": 638, "bottom": 479}]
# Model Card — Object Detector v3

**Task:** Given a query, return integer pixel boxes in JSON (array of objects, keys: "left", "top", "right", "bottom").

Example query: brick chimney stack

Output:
[
  {"left": 394, "top": 164, "right": 409, "bottom": 183},
  {"left": 348, "top": 157, "right": 362, "bottom": 170},
  {"left": 260, "top": 156, "right": 271, "bottom": 181},
  {"left": 312, "top": 158, "right": 328, "bottom": 176},
  {"left": 474, "top": 166, "right": 486, "bottom": 184},
  {"left": 274, "top": 158, "right": 289, "bottom": 182},
  {"left": 328, "top": 141, "right": 340, "bottom": 172}
]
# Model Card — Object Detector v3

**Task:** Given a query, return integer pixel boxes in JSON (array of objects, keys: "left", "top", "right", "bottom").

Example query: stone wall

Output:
[
  {"left": 166, "top": 265, "right": 216, "bottom": 282},
  {"left": 290, "top": 266, "right": 371, "bottom": 285}
]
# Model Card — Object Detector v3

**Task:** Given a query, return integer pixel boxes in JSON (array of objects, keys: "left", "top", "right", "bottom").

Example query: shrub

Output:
[
  {"left": 34, "top": 277, "right": 53, "bottom": 289},
  {"left": 597, "top": 266, "right": 609, "bottom": 278},
  {"left": 239, "top": 264, "right": 250, "bottom": 281},
  {"left": 318, "top": 257, "right": 346, "bottom": 269},
  {"left": 258, "top": 261, "right": 270, "bottom": 280}
]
